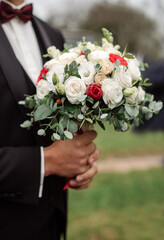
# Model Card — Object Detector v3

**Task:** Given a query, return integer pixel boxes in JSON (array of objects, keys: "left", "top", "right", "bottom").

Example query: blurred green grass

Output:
[
  {"left": 68, "top": 168, "right": 164, "bottom": 240},
  {"left": 94, "top": 123, "right": 164, "bottom": 158}
]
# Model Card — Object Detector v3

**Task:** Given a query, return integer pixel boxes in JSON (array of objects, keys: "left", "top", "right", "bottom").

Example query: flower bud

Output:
[
  {"left": 123, "top": 88, "right": 135, "bottom": 97},
  {"left": 52, "top": 72, "right": 59, "bottom": 85},
  {"left": 56, "top": 83, "right": 65, "bottom": 95},
  {"left": 47, "top": 46, "right": 57, "bottom": 58}
]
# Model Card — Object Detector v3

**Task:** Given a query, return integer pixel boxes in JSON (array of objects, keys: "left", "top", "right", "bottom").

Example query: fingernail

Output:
[
  {"left": 69, "top": 180, "right": 77, "bottom": 186},
  {"left": 77, "top": 176, "right": 83, "bottom": 182},
  {"left": 89, "top": 157, "right": 95, "bottom": 164}
]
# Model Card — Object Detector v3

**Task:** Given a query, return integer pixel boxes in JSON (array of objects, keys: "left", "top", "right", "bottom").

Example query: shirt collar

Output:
[{"left": 1, "top": 0, "right": 32, "bottom": 9}]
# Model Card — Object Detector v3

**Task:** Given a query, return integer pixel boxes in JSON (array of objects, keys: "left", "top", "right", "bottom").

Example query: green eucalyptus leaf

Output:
[
  {"left": 124, "top": 53, "right": 135, "bottom": 59},
  {"left": 100, "top": 113, "right": 108, "bottom": 119},
  {"left": 34, "top": 104, "right": 52, "bottom": 122},
  {"left": 37, "top": 129, "right": 46, "bottom": 136},
  {"left": 53, "top": 133, "right": 61, "bottom": 140},
  {"left": 68, "top": 120, "right": 78, "bottom": 133},
  {"left": 78, "top": 114, "right": 84, "bottom": 120},
  {"left": 50, "top": 123, "right": 59, "bottom": 129},
  {"left": 64, "top": 131, "right": 73, "bottom": 139},
  {"left": 20, "top": 120, "right": 32, "bottom": 128},
  {"left": 92, "top": 101, "right": 99, "bottom": 109}
]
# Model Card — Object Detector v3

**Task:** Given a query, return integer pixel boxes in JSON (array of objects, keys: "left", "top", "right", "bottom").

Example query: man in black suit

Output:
[{"left": 0, "top": 0, "right": 100, "bottom": 239}]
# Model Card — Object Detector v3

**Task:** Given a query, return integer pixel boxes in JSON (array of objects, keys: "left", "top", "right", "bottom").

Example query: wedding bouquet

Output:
[{"left": 20, "top": 28, "right": 163, "bottom": 140}]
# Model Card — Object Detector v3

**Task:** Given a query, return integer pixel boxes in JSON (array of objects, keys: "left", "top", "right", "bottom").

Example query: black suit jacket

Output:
[
  {"left": 0, "top": 16, "right": 67, "bottom": 240},
  {"left": 135, "top": 60, "right": 164, "bottom": 131}
]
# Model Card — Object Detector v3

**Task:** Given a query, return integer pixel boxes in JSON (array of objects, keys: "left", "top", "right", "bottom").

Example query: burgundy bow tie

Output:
[{"left": 0, "top": 1, "right": 33, "bottom": 23}]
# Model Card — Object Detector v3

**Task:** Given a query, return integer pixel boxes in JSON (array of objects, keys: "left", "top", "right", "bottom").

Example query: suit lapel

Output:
[{"left": 0, "top": 25, "right": 30, "bottom": 104}]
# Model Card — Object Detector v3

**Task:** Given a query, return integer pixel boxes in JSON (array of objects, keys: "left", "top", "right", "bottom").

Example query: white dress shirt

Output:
[{"left": 1, "top": 0, "right": 45, "bottom": 197}]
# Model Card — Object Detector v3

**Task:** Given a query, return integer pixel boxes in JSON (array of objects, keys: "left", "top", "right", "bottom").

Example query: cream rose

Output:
[
  {"left": 128, "top": 58, "right": 141, "bottom": 81},
  {"left": 36, "top": 80, "right": 56, "bottom": 99},
  {"left": 65, "top": 76, "right": 86, "bottom": 104},
  {"left": 113, "top": 67, "right": 132, "bottom": 88},
  {"left": 78, "top": 62, "right": 96, "bottom": 85},
  {"left": 100, "top": 59, "right": 114, "bottom": 75},
  {"left": 102, "top": 78, "right": 123, "bottom": 109},
  {"left": 94, "top": 72, "right": 106, "bottom": 85},
  {"left": 88, "top": 50, "right": 109, "bottom": 64}
]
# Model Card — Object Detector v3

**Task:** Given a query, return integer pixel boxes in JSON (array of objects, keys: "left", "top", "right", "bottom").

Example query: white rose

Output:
[
  {"left": 126, "top": 86, "right": 145, "bottom": 105},
  {"left": 59, "top": 52, "right": 78, "bottom": 65},
  {"left": 88, "top": 50, "right": 109, "bottom": 64},
  {"left": 65, "top": 76, "right": 86, "bottom": 104},
  {"left": 113, "top": 67, "right": 133, "bottom": 88},
  {"left": 128, "top": 58, "right": 141, "bottom": 81},
  {"left": 78, "top": 62, "right": 96, "bottom": 85},
  {"left": 46, "top": 63, "right": 65, "bottom": 85},
  {"left": 76, "top": 55, "right": 87, "bottom": 64},
  {"left": 102, "top": 78, "right": 123, "bottom": 109},
  {"left": 36, "top": 80, "right": 56, "bottom": 99},
  {"left": 47, "top": 46, "right": 61, "bottom": 59},
  {"left": 138, "top": 86, "right": 145, "bottom": 103}
]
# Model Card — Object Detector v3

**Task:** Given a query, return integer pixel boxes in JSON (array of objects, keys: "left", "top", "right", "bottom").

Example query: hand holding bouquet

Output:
[{"left": 20, "top": 28, "right": 162, "bottom": 141}]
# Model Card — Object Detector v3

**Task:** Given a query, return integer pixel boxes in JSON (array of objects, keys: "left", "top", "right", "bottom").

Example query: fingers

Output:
[
  {"left": 88, "top": 148, "right": 101, "bottom": 165},
  {"left": 69, "top": 163, "right": 98, "bottom": 189},
  {"left": 75, "top": 130, "right": 97, "bottom": 146},
  {"left": 85, "top": 142, "right": 96, "bottom": 156}
]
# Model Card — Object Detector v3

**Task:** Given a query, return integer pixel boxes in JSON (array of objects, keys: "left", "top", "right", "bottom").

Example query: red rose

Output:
[
  {"left": 80, "top": 50, "right": 85, "bottom": 56},
  {"left": 86, "top": 83, "right": 103, "bottom": 101},
  {"left": 36, "top": 67, "right": 49, "bottom": 85},
  {"left": 109, "top": 54, "right": 127, "bottom": 66}
]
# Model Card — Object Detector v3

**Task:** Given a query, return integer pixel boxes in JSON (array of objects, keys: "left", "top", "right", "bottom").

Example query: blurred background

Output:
[{"left": 32, "top": 0, "right": 164, "bottom": 239}]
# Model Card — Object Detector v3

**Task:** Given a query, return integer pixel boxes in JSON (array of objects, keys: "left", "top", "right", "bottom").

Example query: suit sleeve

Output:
[
  {"left": 143, "top": 61, "right": 164, "bottom": 90},
  {"left": 0, "top": 146, "right": 41, "bottom": 205}
]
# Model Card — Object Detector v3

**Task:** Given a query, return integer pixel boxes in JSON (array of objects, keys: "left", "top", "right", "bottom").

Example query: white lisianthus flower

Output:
[
  {"left": 102, "top": 78, "right": 123, "bottom": 109},
  {"left": 44, "top": 59, "right": 59, "bottom": 69},
  {"left": 126, "top": 87, "right": 138, "bottom": 105},
  {"left": 47, "top": 46, "right": 61, "bottom": 59},
  {"left": 65, "top": 76, "right": 86, "bottom": 104},
  {"left": 126, "top": 86, "right": 145, "bottom": 105},
  {"left": 88, "top": 50, "right": 109, "bottom": 64},
  {"left": 113, "top": 67, "right": 133, "bottom": 88},
  {"left": 128, "top": 58, "right": 141, "bottom": 81},
  {"left": 138, "top": 86, "right": 145, "bottom": 103},
  {"left": 46, "top": 63, "right": 65, "bottom": 85},
  {"left": 36, "top": 80, "right": 56, "bottom": 99},
  {"left": 58, "top": 52, "right": 78, "bottom": 65},
  {"left": 78, "top": 62, "right": 96, "bottom": 85}
]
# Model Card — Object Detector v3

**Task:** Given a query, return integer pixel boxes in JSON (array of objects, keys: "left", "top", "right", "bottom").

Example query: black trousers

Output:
[{"left": 0, "top": 198, "right": 64, "bottom": 240}]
